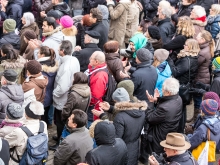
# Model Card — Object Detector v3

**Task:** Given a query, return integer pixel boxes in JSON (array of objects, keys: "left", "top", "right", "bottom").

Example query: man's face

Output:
[
  {"left": 68, "top": 114, "right": 77, "bottom": 129},
  {"left": 129, "top": 42, "right": 135, "bottom": 52},
  {"left": 158, "top": 10, "right": 164, "bottom": 20},
  {"left": 164, "top": 148, "right": 177, "bottom": 157},
  {"left": 190, "top": 9, "right": 197, "bottom": 19},
  {"left": 42, "top": 21, "right": 53, "bottom": 33},
  {"left": 1, "top": 76, "right": 6, "bottom": 86},
  {"left": 59, "top": 45, "right": 64, "bottom": 57},
  {"left": 89, "top": 13, "right": 97, "bottom": 24},
  {"left": 89, "top": 53, "right": 98, "bottom": 67}
]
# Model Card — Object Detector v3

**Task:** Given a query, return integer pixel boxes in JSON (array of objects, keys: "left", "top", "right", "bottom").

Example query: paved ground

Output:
[{"left": 47, "top": 103, "right": 219, "bottom": 165}]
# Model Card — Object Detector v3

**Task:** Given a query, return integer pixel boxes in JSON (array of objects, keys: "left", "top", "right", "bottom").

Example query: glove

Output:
[
  {"left": 189, "top": 88, "right": 206, "bottom": 94},
  {"left": 195, "top": 82, "right": 210, "bottom": 91}
]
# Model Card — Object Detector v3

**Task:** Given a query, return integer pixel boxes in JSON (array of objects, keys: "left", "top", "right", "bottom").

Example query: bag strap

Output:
[
  {"left": 20, "top": 126, "right": 34, "bottom": 137},
  {"left": 39, "top": 121, "right": 44, "bottom": 134},
  {"left": 187, "top": 57, "right": 191, "bottom": 83},
  {"left": 207, "top": 128, "right": 211, "bottom": 141}
]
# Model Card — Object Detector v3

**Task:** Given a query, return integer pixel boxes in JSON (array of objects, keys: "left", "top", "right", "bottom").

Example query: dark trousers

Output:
[
  {"left": 54, "top": 108, "right": 65, "bottom": 142},
  {"left": 41, "top": 106, "right": 50, "bottom": 125},
  {"left": 178, "top": 105, "right": 186, "bottom": 133}
]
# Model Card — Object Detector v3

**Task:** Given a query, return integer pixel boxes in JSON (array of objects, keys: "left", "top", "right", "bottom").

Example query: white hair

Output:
[
  {"left": 159, "top": 0, "right": 171, "bottom": 8},
  {"left": 162, "top": 78, "right": 180, "bottom": 95},
  {"left": 161, "top": 7, "right": 173, "bottom": 18},
  {"left": 193, "top": 5, "right": 206, "bottom": 17},
  {"left": 29, "top": 101, "right": 44, "bottom": 116},
  {"left": 23, "top": 12, "right": 35, "bottom": 27},
  {"left": 177, "top": 150, "right": 186, "bottom": 154},
  {"left": 88, "top": 35, "right": 99, "bottom": 44}
]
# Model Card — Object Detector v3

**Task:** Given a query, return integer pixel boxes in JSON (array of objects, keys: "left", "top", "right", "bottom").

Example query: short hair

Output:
[
  {"left": 90, "top": 8, "right": 103, "bottom": 22},
  {"left": 60, "top": 40, "right": 73, "bottom": 55},
  {"left": 211, "top": 4, "right": 220, "bottom": 15},
  {"left": 2, "top": 76, "right": 16, "bottom": 84},
  {"left": 159, "top": 0, "right": 170, "bottom": 8},
  {"left": 72, "top": 109, "right": 87, "bottom": 128},
  {"left": 23, "top": 12, "right": 35, "bottom": 27},
  {"left": 193, "top": 5, "right": 206, "bottom": 17},
  {"left": 73, "top": 72, "right": 88, "bottom": 84},
  {"left": 43, "top": 17, "right": 56, "bottom": 29},
  {"left": 162, "top": 78, "right": 180, "bottom": 95},
  {"left": 139, "top": 19, "right": 151, "bottom": 33},
  {"left": 186, "top": 0, "right": 196, "bottom": 3},
  {"left": 93, "top": 51, "right": 105, "bottom": 63},
  {"left": 87, "top": 35, "right": 99, "bottom": 44},
  {"left": 104, "top": 40, "right": 119, "bottom": 53},
  {"left": 161, "top": 7, "right": 172, "bottom": 18}
]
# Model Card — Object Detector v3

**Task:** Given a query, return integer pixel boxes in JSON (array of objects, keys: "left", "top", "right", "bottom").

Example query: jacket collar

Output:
[
  {"left": 42, "top": 26, "right": 62, "bottom": 37},
  {"left": 67, "top": 126, "right": 86, "bottom": 134},
  {"left": 137, "top": 61, "right": 151, "bottom": 69},
  {"left": 199, "top": 42, "right": 209, "bottom": 49},
  {"left": 158, "top": 94, "right": 179, "bottom": 103},
  {"left": 88, "top": 63, "right": 107, "bottom": 75},
  {"left": 114, "top": 101, "right": 147, "bottom": 111},
  {"left": 85, "top": 43, "right": 99, "bottom": 48},
  {"left": 158, "top": 18, "right": 171, "bottom": 25},
  {"left": 166, "top": 152, "right": 190, "bottom": 163}
]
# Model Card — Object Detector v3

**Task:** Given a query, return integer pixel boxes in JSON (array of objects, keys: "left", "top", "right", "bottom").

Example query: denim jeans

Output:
[
  {"left": 193, "top": 94, "right": 203, "bottom": 109},
  {"left": 48, "top": 105, "right": 54, "bottom": 125}
]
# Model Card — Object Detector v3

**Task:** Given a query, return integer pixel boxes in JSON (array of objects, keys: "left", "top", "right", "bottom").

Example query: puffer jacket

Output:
[
  {"left": 62, "top": 84, "right": 91, "bottom": 121},
  {"left": 113, "top": 101, "right": 147, "bottom": 165},
  {"left": 51, "top": 2, "right": 70, "bottom": 18},
  {"left": 165, "top": 152, "right": 196, "bottom": 165},
  {"left": 205, "top": 14, "right": 220, "bottom": 39},
  {"left": 0, "top": 84, "right": 24, "bottom": 124},
  {"left": 142, "top": 0, "right": 160, "bottom": 20},
  {"left": 210, "top": 69, "right": 220, "bottom": 97},
  {"left": 82, "top": 0, "right": 106, "bottom": 15},
  {"left": 176, "top": 3, "right": 194, "bottom": 17},
  {"left": 0, "top": 32, "right": 20, "bottom": 50},
  {"left": 194, "top": 42, "right": 211, "bottom": 85},
  {"left": 192, "top": 19, "right": 207, "bottom": 39}
]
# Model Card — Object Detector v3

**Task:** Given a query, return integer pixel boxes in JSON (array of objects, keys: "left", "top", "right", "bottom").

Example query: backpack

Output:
[{"left": 19, "top": 122, "right": 48, "bottom": 165}]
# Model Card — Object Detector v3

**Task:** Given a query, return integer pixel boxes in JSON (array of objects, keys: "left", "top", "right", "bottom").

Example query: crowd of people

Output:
[{"left": 0, "top": 0, "right": 220, "bottom": 164}]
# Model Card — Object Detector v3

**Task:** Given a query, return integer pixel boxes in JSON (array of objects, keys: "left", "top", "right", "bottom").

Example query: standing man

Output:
[{"left": 50, "top": 40, "right": 80, "bottom": 150}]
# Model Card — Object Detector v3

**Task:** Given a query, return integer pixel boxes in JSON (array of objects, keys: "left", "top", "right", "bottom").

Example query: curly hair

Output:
[
  {"left": 177, "top": 16, "right": 195, "bottom": 38},
  {"left": 177, "top": 39, "right": 200, "bottom": 58}
]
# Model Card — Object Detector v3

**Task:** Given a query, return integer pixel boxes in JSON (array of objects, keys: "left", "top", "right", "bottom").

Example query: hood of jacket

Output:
[
  {"left": 0, "top": 84, "right": 24, "bottom": 102},
  {"left": 157, "top": 61, "right": 172, "bottom": 77},
  {"left": 207, "top": 14, "right": 220, "bottom": 24},
  {"left": 202, "top": 117, "right": 220, "bottom": 136},
  {"left": 53, "top": 2, "right": 70, "bottom": 15},
  {"left": 199, "top": 42, "right": 209, "bottom": 49},
  {"left": 192, "top": 19, "right": 207, "bottom": 27},
  {"left": 0, "top": 56, "right": 26, "bottom": 69},
  {"left": 39, "top": 57, "right": 59, "bottom": 74},
  {"left": 71, "top": 84, "right": 90, "bottom": 98},
  {"left": 119, "top": 0, "right": 131, "bottom": 10},
  {"left": 28, "top": 73, "right": 48, "bottom": 89},
  {"left": 8, "top": 0, "right": 24, "bottom": 6},
  {"left": 42, "top": 26, "right": 62, "bottom": 37},
  {"left": 105, "top": 52, "right": 120, "bottom": 60}
]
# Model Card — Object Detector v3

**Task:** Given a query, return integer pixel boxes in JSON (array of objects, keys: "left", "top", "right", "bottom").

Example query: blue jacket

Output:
[
  {"left": 155, "top": 61, "right": 172, "bottom": 96},
  {"left": 205, "top": 15, "right": 220, "bottom": 39}
]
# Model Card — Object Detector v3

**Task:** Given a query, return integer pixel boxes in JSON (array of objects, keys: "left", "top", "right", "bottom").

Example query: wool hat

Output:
[
  {"left": 148, "top": 26, "right": 161, "bottom": 40},
  {"left": 25, "top": 101, "right": 44, "bottom": 119},
  {"left": 212, "top": 57, "right": 220, "bottom": 69},
  {"left": 203, "top": 92, "right": 220, "bottom": 110},
  {"left": 82, "top": 14, "right": 92, "bottom": 27},
  {"left": 200, "top": 99, "right": 218, "bottom": 116},
  {"left": 0, "top": 69, "right": 18, "bottom": 82},
  {"left": 3, "top": 19, "right": 16, "bottom": 32},
  {"left": 23, "top": 30, "right": 37, "bottom": 40},
  {"left": 60, "top": 15, "right": 74, "bottom": 28},
  {"left": 85, "top": 30, "right": 100, "bottom": 39},
  {"left": 136, "top": 48, "right": 153, "bottom": 62},
  {"left": 160, "top": 133, "right": 191, "bottom": 150},
  {"left": 112, "top": 87, "right": 130, "bottom": 102},
  {"left": 47, "top": 10, "right": 60, "bottom": 20},
  {"left": 117, "top": 80, "right": 135, "bottom": 101},
  {"left": 6, "top": 103, "right": 24, "bottom": 120},
  {"left": 97, "top": 5, "right": 109, "bottom": 20},
  {"left": 154, "top": 49, "right": 169, "bottom": 63},
  {"left": 26, "top": 60, "right": 42, "bottom": 75}
]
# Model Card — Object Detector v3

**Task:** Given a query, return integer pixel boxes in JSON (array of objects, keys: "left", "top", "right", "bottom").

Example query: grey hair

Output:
[
  {"left": 23, "top": 12, "right": 35, "bottom": 27},
  {"left": 159, "top": 0, "right": 170, "bottom": 8},
  {"left": 93, "top": 51, "right": 105, "bottom": 63},
  {"left": 177, "top": 150, "right": 186, "bottom": 154},
  {"left": 88, "top": 35, "right": 99, "bottom": 44},
  {"left": 162, "top": 77, "right": 180, "bottom": 95},
  {"left": 29, "top": 101, "right": 44, "bottom": 116},
  {"left": 193, "top": 5, "right": 206, "bottom": 17},
  {"left": 161, "top": 7, "right": 172, "bottom": 18},
  {"left": 2, "top": 76, "right": 16, "bottom": 85}
]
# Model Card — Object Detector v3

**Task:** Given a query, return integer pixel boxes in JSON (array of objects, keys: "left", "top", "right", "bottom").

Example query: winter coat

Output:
[
  {"left": 38, "top": 58, "right": 58, "bottom": 107},
  {"left": 85, "top": 121, "right": 128, "bottom": 165},
  {"left": 73, "top": 43, "right": 101, "bottom": 72},
  {"left": 82, "top": 0, "right": 106, "bottom": 15},
  {"left": 105, "top": 52, "right": 124, "bottom": 83},
  {"left": 131, "top": 61, "right": 157, "bottom": 103},
  {"left": 167, "top": 56, "right": 198, "bottom": 85},
  {"left": 210, "top": 70, "right": 220, "bottom": 97},
  {"left": 50, "top": 2, "right": 70, "bottom": 18},
  {"left": 142, "top": 0, "right": 160, "bottom": 20},
  {"left": 108, "top": 0, "right": 131, "bottom": 48},
  {"left": 155, "top": 61, "right": 172, "bottom": 96},
  {"left": 195, "top": 0, "right": 215, "bottom": 16},
  {"left": 145, "top": 94, "right": 182, "bottom": 154},
  {"left": 0, "top": 56, "right": 26, "bottom": 84},
  {"left": 192, "top": 19, "right": 207, "bottom": 39},
  {"left": 62, "top": 26, "right": 77, "bottom": 52},
  {"left": 22, "top": 72, "right": 49, "bottom": 103},
  {"left": 19, "top": 22, "right": 39, "bottom": 55},
  {"left": 157, "top": 18, "right": 176, "bottom": 44},
  {"left": 23, "top": 44, "right": 35, "bottom": 60},
  {"left": 68, "top": 0, "right": 83, "bottom": 12},
  {"left": 165, "top": 152, "right": 196, "bottom": 165},
  {"left": 53, "top": 55, "right": 80, "bottom": 110},
  {"left": 113, "top": 101, "right": 147, "bottom": 165},
  {"left": 4, "top": 120, "right": 48, "bottom": 165},
  {"left": 0, "top": 138, "right": 10, "bottom": 165},
  {"left": 149, "top": 38, "right": 163, "bottom": 50},
  {"left": 54, "top": 126, "right": 93, "bottom": 165},
  {"left": 194, "top": 42, "right": 212, "bottom": 85},
  {"left": 0, "top": 84, "right": 24, "bottom": 124},
  {"left": 0, "top": 32, "right": 20, "bottom": 50},
  {"left": 89, "top": 21, "right": 108, "bottom": 51},
  {"left": 62, "top": 84, "right": 91, "bottom": 121},
  {"left": 176, "top": 3, "right": 194, "bottom": 17},
  {"left": 205, "top": 14, "right": 220, "bottom": 39}
]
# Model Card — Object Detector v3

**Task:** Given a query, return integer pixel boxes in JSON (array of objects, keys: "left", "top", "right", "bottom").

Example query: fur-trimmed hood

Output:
[
  {"left": 42, "top": 26, "right": 62, "bottom": 37},
  {"left": 0, "top": 56, "right": 26, "bottom": 69},
  {"left": 62, "top": 26, "right": 77, "bottom": 36},
  {"left": 192, "top": 19, "right": 207, "bottom": 27},
  {"left": 114, "top": 101, "right": 147, "bottom": 111},
  {"left": 41, "top": 61, "right": 59, "bottom": 74}
]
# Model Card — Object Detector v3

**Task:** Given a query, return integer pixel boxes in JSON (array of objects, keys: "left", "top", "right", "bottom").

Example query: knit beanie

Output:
[
  {"left": 25, "top": 101, "right": 44, "bottom": 119},
  {"left": 148, "top": 26, "right": 161, "bottom": 40},
  {"left": 60, "top": 15, "right": 74, "bottom": 28},
  {"left": 212, "top": 57, "right": 220, "bottom": 69},
  {"left": 200, "top": 99, "right": 218, "bottom": 116},
  {"left": 97, "top": 5, "right": 109, "bottom": 20},
  {"left": 23, "top": 30, "right": 37, "bottom": 40},
  {"left": 112, "top": 88, "right": 130, "bottom": 102},
  {"left": 154, "top": 49, "right": 169, "bottom": 63},
  {"left": 6, "top": 103, "right": 24, "bottom": 120},
  {"left": 136, "top": 48, "right": 153, "bottom": 62},
  {"left": 82, "top": 14, "right": 92, "bottom": 27},
  {"left": 47, "top": 10, "right": 60, "bottom": 20},
  {"left": 26, "top": 60, "right": 42, "bottom": 75},
  {"left": 117, "top": 80, "right": 134, "bottom": 101},
  {"left": 203, "top": 92, "right": 220, "bottom": 110},
  {"left": 3, "top": 19, "right": 16, "bottom": 32}
]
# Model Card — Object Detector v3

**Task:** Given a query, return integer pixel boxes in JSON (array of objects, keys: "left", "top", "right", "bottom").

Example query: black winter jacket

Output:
[
  {"left": 176, "top": 3, "right": 194, "bottom": 17},
  {"left": 50, "top": 2, "right": 70, "bottom": 18},
  {"left": 82, "top": 0, "right": 106, "bottom": 15},
  {"left": 167, "top": 56, "right": 198, "bottom": 85},
  {"left": 73, "top": 43, "right": 101, "bottom": 72},
  {"left": 165, "top": 152, "right": 197, "bottom": 165},
  {"left": 142, "top": 0, "right": 160, "bottom": 20},
  {"left": 0, "top": 32, "right": 20, "bottom": 50},
  {"left": 145, "top": 94, "right": 182, "bottom": 154},
  {"left": 158, "top": 18, "right": 175, "bottom": 44},
  {"left": 210, "top": 70, "right": 220, "bottom": 97}
]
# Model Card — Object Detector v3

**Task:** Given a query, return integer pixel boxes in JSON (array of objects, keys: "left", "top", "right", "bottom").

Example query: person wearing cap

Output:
[
  {"left": 0, "top": 19, "right": 20, "bottom": 50},
  {"left": 148, "top": 133, "right": 196, "bottom": 165},
  {"left": 4, "top": 101, "right": 48, "bottom": 164},
  {"left": 210, "top": 57, "right": 220, "bottom": 97},
  {"left": 73, "top": 30, "right": 101, "bottom": 72},
  {"left": 97, "top": 5, "right": 109, "bottom": 33},
  {"left": 0, "top": 69, "right": 24, "bottom": 124},
  {"left": 92, "top": 87, "right": 147, "bottom": 165}
]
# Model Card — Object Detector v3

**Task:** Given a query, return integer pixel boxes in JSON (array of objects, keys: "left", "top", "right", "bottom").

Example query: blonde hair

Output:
[
  {"left": 211, "top": 4, "right": 220, "bottom": 15},
  {"left": 177, "top": 39, "right": 200, "bottom": 58},
  {"left": 199, "top": 30, "right": 215, "bottom": 57},
  {"left": 177, "top": 16, "right": 195, "bottom": 38},
  {"left": 152, "top": 57, "right": 161, "bottom": 67}
]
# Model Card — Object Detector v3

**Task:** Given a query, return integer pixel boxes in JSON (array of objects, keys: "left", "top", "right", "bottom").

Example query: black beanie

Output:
[{"left": 148, "top": 26, "right": 161, "bottom": 40}]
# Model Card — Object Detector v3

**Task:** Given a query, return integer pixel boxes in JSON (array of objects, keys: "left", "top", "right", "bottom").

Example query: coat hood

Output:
[
  {"left": 40, "top": 59, "right": 59, "bottom": 77},
  {"left": 0, "top": 84, "right": 24, "bottom": 102},
  {"left": 29, "top": 73, "right": 49, "bottom": 89},
  {"left": 8, "top": 0, "right": 24, "bottom": 6},
  {"left": 42, "top": 26, "right": 62, "bottom": 37},
  {"left": 203, "top": 117, "right": 220, "bottom": 136},
  {"left": 105, "top": 52, "right": 120, "bottom": 60},
  {"left": 207, "top": 15, "right": 220, "bottom": 24},
  {"left": 156, "top": 61, "right": 172, "bottom": 77},
  {"left": 119, "top": 0, "right": 131, "bottom": 10},
  {"left": 0, "top": 56, "right": 26, "bottom": 69},
  {"left": 53, "top": 2, "right": 70, "bottom": 15},
  {"left": 71, "top": 84, "right": 90, "bottom": 98},
  {"left": 192, "top": 19, "right": 207, "bottom": 27}
]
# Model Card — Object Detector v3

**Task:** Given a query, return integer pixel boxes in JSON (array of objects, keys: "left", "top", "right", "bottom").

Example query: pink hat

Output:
[{"left": 60, "top": 15, "right": 74, "bottom": 28}]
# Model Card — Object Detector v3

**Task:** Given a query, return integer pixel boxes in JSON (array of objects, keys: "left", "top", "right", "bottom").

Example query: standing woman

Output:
[
  {"left": 167, "top": 39, "right": 200, "bottom": 133},
  {"left": 37, "top": 46, "right": 58, "bottom": 126},
  {"left": 175, "top": 0, "right": 195, "bottom": 17}
]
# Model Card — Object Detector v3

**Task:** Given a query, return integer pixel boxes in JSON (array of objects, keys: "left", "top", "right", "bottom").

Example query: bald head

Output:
[{"left": 93, "top": 51, "right": 105, "bottom": 63}]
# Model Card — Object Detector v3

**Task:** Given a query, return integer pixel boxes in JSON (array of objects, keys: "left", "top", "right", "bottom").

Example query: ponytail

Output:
[
  {"left": 209, "top": 39, "right": 215, "bottom": 58},
  {"left": 49, "top": 48, "right": 56, "bottom": 66}
]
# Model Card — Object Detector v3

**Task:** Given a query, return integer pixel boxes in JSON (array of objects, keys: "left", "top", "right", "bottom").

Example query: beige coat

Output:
[
  {"left": 108, "top": 0, "right": 131, "bottom": 48},
  {"left": 192, "top": 19, "right": 207, "bottom": 39}
]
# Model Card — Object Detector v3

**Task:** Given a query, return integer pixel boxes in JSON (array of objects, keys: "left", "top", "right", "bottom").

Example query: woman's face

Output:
[
  {"left": 21, "top": 16, "right": 26, "bottom": 25},
  {"left": 129, "top": 42, "right": 135, "bottom": 52},
  {"left": 137, "top": 25, "right": 143, "bottom": 32},
  {"left": 196, "top": 33, "right": 205, "bottom": 44},
  {"left": 209, "top": 7, "right": 216, "bottom": 16},
  {"left": 184, "top": 43, "right": 189, "bottom": 51}
]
